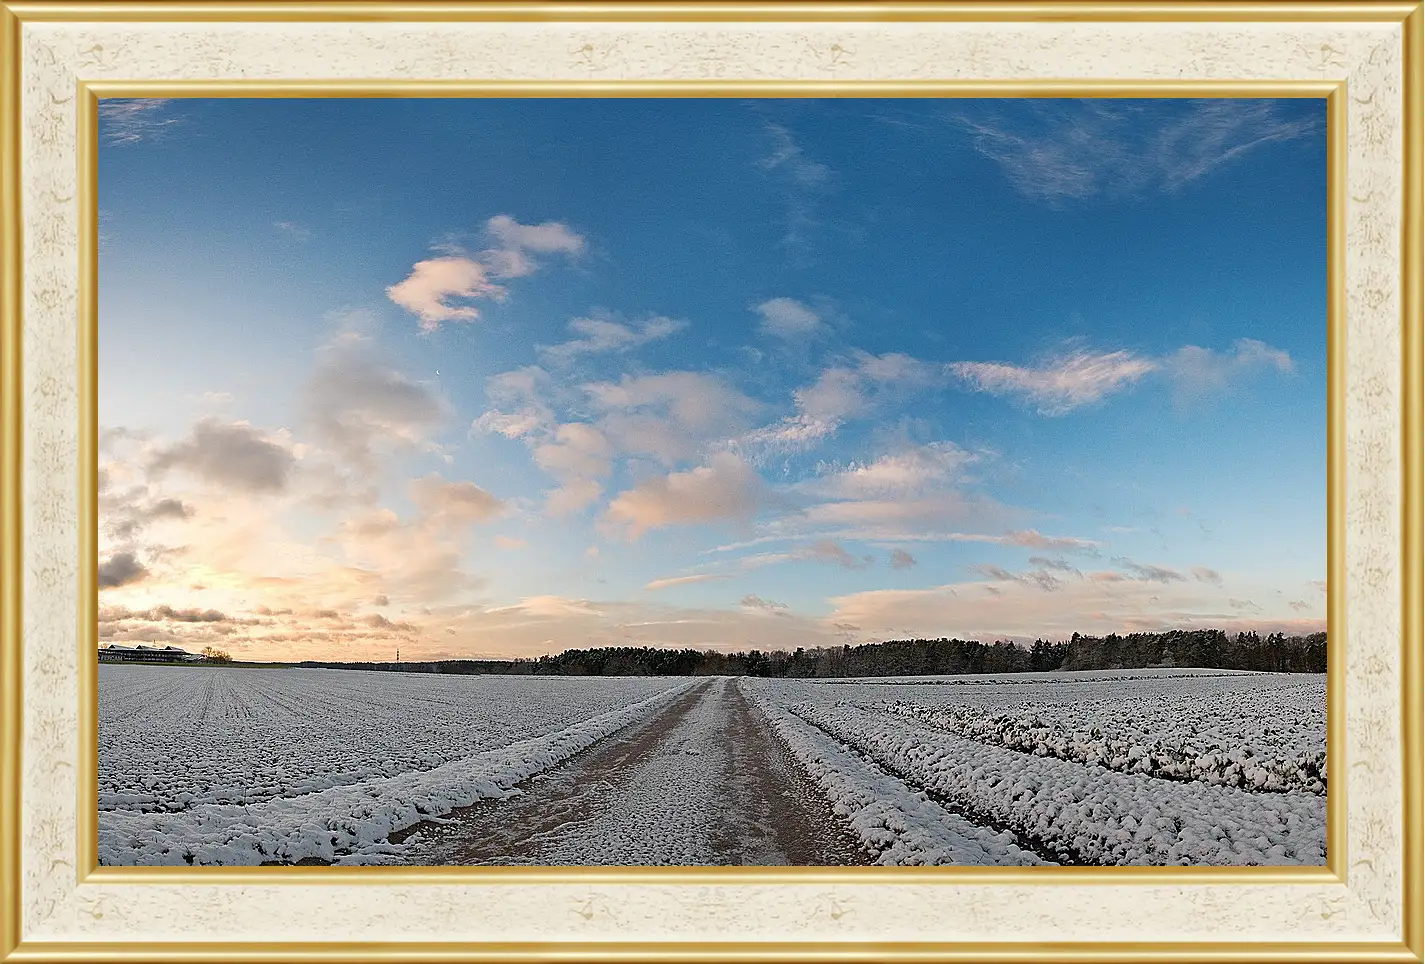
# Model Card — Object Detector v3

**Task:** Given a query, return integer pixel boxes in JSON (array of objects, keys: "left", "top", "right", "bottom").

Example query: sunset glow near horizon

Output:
[{"left": 97, "top": 97, "right": 1327, "bottom": 662}]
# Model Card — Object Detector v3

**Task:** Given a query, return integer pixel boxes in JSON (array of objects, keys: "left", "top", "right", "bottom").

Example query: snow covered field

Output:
[
  {"left": 98, "top": 665, "right": 1326, "bottom": 867},
  {"left": 98, "top": 666, "right": 694, "bottom": 865},
  {"left": 744, "top": 670, "right": 1327, "bottom": 866}
]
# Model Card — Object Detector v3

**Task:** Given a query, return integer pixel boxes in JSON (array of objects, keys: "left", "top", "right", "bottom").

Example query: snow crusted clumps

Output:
[
  {"left": 794, "top": 701, "right": 1324, "bottom": 866},
  {"left": 744, "top": 684, "right": 1044, "bottom": 866},
  {"left": 878, "top": 699, "right": 1325, "bottom": 795},
  {"left": 98, "top": 677, "right": 697, "bottom": 866}
]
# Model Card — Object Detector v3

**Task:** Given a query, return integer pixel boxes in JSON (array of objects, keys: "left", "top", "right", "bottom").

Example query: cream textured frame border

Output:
[{"left": 0, "top": 3, "right": 1419, "bottom": 961}]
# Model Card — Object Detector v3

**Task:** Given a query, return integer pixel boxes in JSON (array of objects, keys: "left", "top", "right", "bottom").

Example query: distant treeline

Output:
[{"left": 295, "top": 629, "right": 1326, "bottom": 678}]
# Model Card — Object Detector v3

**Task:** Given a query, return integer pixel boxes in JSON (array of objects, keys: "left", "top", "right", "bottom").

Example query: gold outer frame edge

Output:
[
  {"left": 75, "top": 77, "right": 1345, "bottom": 888},
  {"left": 83, "top": 79, "right": 1342, "bottom": 97},
  {"left": 1325, "top": 79, "right": 1347, "bottom": 885},
  {"left": 1, "top": 3, "right": 23, "bottom": 962},
  {"left": 2, "top": 1, "right": 1423, "bottom": 21},
  {"left": 1, "top": 940, "right": 1424, "bottom": 964},
  {"left": 1402, "top": 4, "right": 1424, "bottom": 961},
  {"left": 0, "top": 1, "right": 1412, "bottom": 960},
  {"left": 76, "top": 83, "right": 98, "bottom": 893}
]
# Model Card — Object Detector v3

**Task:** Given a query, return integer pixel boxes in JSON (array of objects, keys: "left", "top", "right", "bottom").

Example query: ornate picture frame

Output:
[{"left": 0, "top": 2, "right": 1419, "bottom": 960}]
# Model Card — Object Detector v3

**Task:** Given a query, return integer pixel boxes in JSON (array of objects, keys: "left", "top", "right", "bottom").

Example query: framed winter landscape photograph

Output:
[{"left": 0, "top": 1, "right": 1420, "bottom": 962}]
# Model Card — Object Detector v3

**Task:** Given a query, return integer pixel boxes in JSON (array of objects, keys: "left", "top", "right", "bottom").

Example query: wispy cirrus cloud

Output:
[
  {"left": 958, "top": 100, "right": 1320, "bottom": 203},
  {"left": 273, "top": 221, "right": 312, "bottom": 242},
  {"left": 738, "top": 351, "right": 944, "bottom": 453},
  {"left": 758, "top": 123, "right": 835, "bottom": 252},
  {"left": 951, "top": 340, "right": 1295, "bottom": 416},
  {"left": 950, "top": 349, "right": 1156, "bottom": 416},
  {"left": 99, "top": 99, "right": 183, "bottom": 145}
]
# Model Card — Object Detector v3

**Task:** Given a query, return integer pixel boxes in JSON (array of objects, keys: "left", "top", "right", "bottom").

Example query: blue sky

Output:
[{"left": 95, "top": 96, "right": 1327, "bottom": 660}]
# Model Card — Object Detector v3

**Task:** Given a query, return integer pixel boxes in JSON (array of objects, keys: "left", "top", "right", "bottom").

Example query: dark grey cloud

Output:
[
  {"left": 97, "top": 551, "right": 148, "bottom": 589},
  {"left": 970, "top": 562, "right": 1061, "bottom": 592},
  {"left": 1113, "top": 557, "right": 1187, "bottom": 584},
  {"left": 889, "top": 548, "right": 917, "bottom": 570},
  {"left": 1191, "top": 566, "right": 1223, "bottom": 585},
  {"left": 150, "top": 419, "right": 295, "bottom": 492},
  {"left": 305, "top": 335, "right": 448, "bottom": 468},
  {"left": 1028, "top": 555, "right": 1081, "bottom": 576},
  {"left": 740, "top": 594, "right": 789, "bottom": 614}
]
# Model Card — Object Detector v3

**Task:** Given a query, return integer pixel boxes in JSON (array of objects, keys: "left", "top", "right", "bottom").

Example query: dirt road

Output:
[{"left": 397, "top": 677, "right": 869, "bottom": 866}]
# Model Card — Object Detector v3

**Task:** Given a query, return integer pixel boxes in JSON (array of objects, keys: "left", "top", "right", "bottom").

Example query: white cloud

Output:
[
  {"left": 409, "top": 473, "right": 505, "bottom": 525},
  {"left": 740, "top": 538, "right": 871, "bottom": 572},
  {"left": 1002, "top": 529, "right": 1100, "bottom": 555},
  {"left": 385, "top": 256, "right": 505, "bottom": 331},
  {"left": 387, "top": 215, "right": 585, "bottom": 330},
  {"left": 604, "top": 453, "right": 763, "bottom": 540},
  {"left": 472, "top": 366, "right": 556, "bottom": 441},
  {"left": 485, "top": 214, "right": 586, "bottom": 256},
  {"left": 643, "top": 573, "right": 734, "bottom": 592},
  {"left": 753, "top": 298, "right": 821, "bottom": 338},
  {"left": 830, "top": 573, "right": 1324, "bottom": 643},
  {"left": 538, "top": 314, "right": 686, "bottom": 364},
  {"left": 799, "top": 492, "right": 1013, "bottom": 539},
  {"left": 533, "top": 423, "right": 614, "bottom": 515},
  {"left": 585, "top": 372, "right": 760, "bottom": 465},
  {"left": 739, "top": 352, "right": 948, "bottom": 453},
  {"left": 1163, "top": 338, "right": 1295, "bottom": 404},
  {"left": 432, "top": 594, "right": 839, "bottom": 658},
  {"left": 811, "top": 442, "right": 977, "bottom": 499}
]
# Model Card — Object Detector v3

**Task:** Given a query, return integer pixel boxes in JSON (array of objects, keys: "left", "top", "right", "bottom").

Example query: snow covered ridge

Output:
[
  {"left": 786, "top": 672, "right": 1325, "bottom": 794},
  {"left": 743, "top": 684, "right": 1046, "bottom": 867},
  {"left": 813, "top": 668, "right": 1262, "bottom": 686},
  {"left": 790, "top": 702, "right": 1325, "bottom": 866},
  {"left": 99, "top": 677, "right": 698, "bottom": 866},
  {"left": 100, "top": 666, "right": 689, "bottom": 813},
  {"left": 876, "top": 696, "right": 1325, "bottom": 795}
]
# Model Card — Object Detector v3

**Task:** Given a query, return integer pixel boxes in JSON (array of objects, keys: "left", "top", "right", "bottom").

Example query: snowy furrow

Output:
[
  {"left": 791, "top": 702, "right": 1325, "bottom": 866},
  {"left": 744, "top": 685, "right": 1047, "bottom": 867},
  {"left": 875, "top": 699, "right": 1325, "bottom": 795},
  {"left": 797, "top": 672, "right": 1325, "bottom": 776},
  {"left": 98, "top": 679, "right": 699, "bottom": 866}
]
